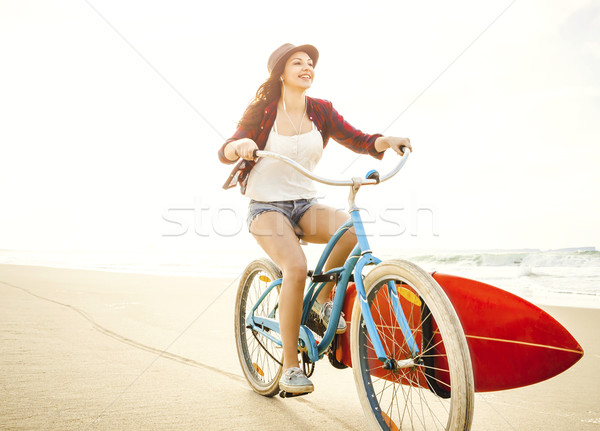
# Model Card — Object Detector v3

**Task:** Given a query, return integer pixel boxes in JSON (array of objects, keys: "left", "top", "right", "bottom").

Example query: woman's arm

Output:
[
  {"left": 222, "top": 141, "right": 239, "bottom": 162},
  {"left": 325, "top": 102, "right": 384, "bottom": 159},
  {"left": 222, "top": 138, "right": 259, "bottom": 162},
  {"left": 374, "top": 136, "right": 412, "bottom": 155},
  {"left": 322, "top": 101, "right": 412, "bottom": 159},
  {"left": 323, "top": 100, "right": 412, "bottom": 158},
  {"left": 218, "top": 125, "right": 258, "bottom": 164}
]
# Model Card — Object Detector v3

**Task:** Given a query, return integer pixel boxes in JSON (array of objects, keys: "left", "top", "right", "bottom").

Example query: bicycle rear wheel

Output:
[
  {"left": 350, "top": 259, "right": 474, "bottom": 430},
  {"left": 234, "top": 258, "right": 283, "bottom": 396}
]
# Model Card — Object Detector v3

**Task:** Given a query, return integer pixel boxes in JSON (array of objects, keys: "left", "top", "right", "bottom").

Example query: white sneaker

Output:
[
  {"left": 279, "top": 367, "right": 314, "bottom": 394},
  {"left": 313, "top": 301, "right": 347, "bottom": 334}
]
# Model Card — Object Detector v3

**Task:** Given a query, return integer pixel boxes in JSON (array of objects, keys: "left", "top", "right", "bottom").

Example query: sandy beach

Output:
[{"left": 1, "top": 264, "right": 598, "bottom": 430}]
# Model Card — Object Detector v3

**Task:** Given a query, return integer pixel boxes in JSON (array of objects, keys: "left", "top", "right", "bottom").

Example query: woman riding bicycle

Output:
[{"left": 218, "top": 43, "right": 411, "bottom": 394}]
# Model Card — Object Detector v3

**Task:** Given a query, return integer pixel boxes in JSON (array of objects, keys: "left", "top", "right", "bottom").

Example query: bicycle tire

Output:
[
  {"left": 350, "top": 259, "right": 474, "bottom": 430},
  {"left": 234, "top": 258, "right": 283, "bottom": 396}
]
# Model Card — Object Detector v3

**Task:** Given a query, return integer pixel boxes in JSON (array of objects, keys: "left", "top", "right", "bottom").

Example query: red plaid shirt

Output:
[{"left": 218, "top": 96, "right": 383, "bottom": 193}]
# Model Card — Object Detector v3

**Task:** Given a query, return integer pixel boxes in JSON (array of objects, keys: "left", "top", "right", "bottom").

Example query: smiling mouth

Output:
[{"left": 299, "top": 74, "right": 311, "bottom": 79}]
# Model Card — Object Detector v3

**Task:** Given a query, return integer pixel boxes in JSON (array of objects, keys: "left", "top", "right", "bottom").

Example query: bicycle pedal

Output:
[
  {"left": 279, "top": 391, "right": 310, "bottom": 399},
  {"left": 306, "top": 309, "right": 326, "bottom": 336}
]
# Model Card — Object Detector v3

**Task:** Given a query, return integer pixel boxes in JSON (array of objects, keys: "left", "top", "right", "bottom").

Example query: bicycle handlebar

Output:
[{"left": 252, "top": 146, "right": 410, "bottom": 187}]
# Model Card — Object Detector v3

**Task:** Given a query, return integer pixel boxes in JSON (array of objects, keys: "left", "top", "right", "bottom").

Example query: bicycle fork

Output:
[
  {"left": 349, "top": 180, "right": 420, "bottom": 369},
  {"left": 353, "top": 253, "right": 421, "bottom": 370}
]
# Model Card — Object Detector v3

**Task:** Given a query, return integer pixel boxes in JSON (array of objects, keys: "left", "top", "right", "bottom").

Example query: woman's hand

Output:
[
  {"left": 226, "top": 138, "right": 259, "bottom": 161},
  {"left": 374, "top": 136, "right": 412, "bottom": 155}
]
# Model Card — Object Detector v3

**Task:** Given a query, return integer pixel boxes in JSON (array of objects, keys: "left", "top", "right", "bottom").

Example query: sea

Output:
[{"left": 1, "top": 247, "right": 599, "bottom": 309}]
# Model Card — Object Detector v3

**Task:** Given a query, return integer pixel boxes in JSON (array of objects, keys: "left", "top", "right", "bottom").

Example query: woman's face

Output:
[{"left": 280, "top": 51, "right": 314, "bottom": 90}]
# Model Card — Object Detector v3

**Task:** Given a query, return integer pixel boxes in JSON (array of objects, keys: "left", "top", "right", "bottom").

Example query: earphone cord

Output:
[{"left": 281, "top": 80, "right": 306, "bottom": 136}]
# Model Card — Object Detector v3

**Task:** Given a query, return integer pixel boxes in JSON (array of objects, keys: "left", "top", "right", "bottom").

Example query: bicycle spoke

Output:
[
  {"left": 235, "top": 260, "right": 284, "bottom": 396},
  {"left": 352, "top": 261, "right": 473, "bottom": 431}
]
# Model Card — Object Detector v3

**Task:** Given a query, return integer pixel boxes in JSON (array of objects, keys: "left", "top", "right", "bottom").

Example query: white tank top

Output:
[{"left": 245, "top": 122, "right": 323, "bottom": 202}]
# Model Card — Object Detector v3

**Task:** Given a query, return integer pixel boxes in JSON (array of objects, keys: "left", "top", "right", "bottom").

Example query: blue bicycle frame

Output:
[{"left": 246, "top": 190, "right": 420, "bottom": 368}]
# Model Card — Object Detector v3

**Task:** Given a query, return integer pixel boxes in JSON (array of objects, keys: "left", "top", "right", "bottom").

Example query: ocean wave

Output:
[{"left": 409, "top": 249, "right": 600, "bottom": 268}]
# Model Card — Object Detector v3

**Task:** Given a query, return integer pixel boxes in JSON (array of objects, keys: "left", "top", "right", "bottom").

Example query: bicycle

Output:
[{"left": 234, "top": 148, "right": 475, "bottom": 431}]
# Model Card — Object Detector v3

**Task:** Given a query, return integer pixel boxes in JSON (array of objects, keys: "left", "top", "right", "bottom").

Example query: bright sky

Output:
[{"left": 1, "top": 0, "right": 599, "bottom": 255}]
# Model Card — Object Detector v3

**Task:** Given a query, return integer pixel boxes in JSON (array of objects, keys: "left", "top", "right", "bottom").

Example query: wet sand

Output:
[{"left": 1, "top": 264, "right": 598, "bottom": 430}]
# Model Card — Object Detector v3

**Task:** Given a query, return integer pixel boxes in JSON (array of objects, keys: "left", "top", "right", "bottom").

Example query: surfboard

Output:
[{"left": 337, "top": 273, "right": 584, "bottom": 392}]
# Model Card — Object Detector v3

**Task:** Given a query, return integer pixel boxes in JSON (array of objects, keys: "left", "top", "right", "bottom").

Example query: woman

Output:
[{"left": 218, "top": 43, "right": 411, "bottom": 394}]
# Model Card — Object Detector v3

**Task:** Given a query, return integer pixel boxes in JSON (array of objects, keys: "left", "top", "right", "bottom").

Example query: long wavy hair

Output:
[{"left": 238, "top": 64, "right": 285, "bottom": 130}]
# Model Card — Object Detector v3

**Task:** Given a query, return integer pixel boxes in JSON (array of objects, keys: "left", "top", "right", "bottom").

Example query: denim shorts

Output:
[{"left": 246, "top": 198, "right": 318, "bottom": 237}]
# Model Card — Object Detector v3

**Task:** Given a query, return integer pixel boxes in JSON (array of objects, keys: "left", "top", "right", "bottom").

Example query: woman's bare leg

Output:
[
  {"left": 298, "top": 204, "right": 357, "bottom": 303},
  {"left": 250, "top": 211, "right": 307, "bottom": 370}
]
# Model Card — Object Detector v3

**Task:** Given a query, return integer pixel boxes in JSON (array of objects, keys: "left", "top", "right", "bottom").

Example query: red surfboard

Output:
[{"left": 337, "top": 273, "right": 584, "bottom": 392}]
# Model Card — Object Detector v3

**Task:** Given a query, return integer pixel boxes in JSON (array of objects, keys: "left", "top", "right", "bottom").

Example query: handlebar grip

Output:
[
  {"left": 252, "top": 149, "right": 259, "bottom": 159},
  {"left": 366, "top": 169, "right": 380, "bottom": 184}
]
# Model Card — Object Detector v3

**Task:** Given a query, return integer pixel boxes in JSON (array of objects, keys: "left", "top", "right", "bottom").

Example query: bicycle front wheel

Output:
[
  {"left": 350, "top": 259, "right": 474, "bottom": 431},
  {"left": 234, "top": 258, "right": 283, "bottom": 396}
]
